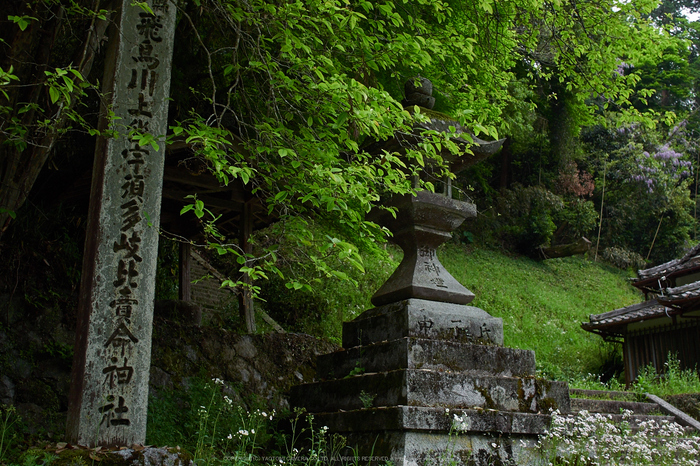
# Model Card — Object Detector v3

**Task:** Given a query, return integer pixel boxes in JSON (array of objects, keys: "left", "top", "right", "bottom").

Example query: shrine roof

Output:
[
  {"left": 582, "top": 280, "right": 700, "bottom": 336},
  {"left": 634, "top": 244, "right": 700, "bottom": 288}
]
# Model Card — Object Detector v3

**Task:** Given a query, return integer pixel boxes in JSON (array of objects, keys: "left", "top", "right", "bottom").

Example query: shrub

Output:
[
  {"left": 495, "top": 184, "right": 564, "bottom": 254},
  {"left": 601, "top": 247, "right": 647, "bottom": 271},
  {"left": 554, "top": 198, "right": 598, "bottom": 242},
  {"left": 632, "top": 353, "right": 700, "bottom": 397}
]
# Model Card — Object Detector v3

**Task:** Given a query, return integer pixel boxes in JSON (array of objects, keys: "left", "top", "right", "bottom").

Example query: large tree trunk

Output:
[{"left": 0, "top": 0, "right": 113, "bottom": 239}]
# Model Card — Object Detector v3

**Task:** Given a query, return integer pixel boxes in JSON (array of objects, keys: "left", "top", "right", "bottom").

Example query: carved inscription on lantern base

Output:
[{"left": 342, "top": 299, "right": 503, "bottom": 348}]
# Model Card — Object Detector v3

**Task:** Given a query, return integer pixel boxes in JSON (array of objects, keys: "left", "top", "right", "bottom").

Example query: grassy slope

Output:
[
  {"left": 438, "top": 244, "right": 642, "bottom": 380},
  {"left": 274, "top": 238, "right": 644, "bottom": 382}
]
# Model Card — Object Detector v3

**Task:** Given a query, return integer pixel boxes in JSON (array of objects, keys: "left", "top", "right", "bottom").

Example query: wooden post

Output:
[
  {"left": 238, "top": 199, "right": 255, "bottom": 333},
  {"left": 66, "top": 0, "right": 177, "bottom": 447},
  {"left": 179, "top": 242, "right": 192, "bottom": 301}
]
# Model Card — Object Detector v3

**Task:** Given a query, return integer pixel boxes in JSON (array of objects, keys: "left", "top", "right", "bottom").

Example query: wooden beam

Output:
[
  {"left": 163, "top": 165, "right": 247, "bottom": 198},
  {"left": 239, "top": 198, "right": 256, "bottom": 333},
  {"left": 162, "top": 188, "right": 245, "bottom": 212},
  {"left": 179, "top": 242, "right": 192, "bottom": 301}
]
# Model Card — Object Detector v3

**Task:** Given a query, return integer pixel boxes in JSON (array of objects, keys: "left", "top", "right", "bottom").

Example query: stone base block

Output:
[
  {"left": 290, "top": 370, "right": 570, "bottom": 414},
  {"left": 343, "top": 299, "right": 503, "bottom": 348},
  {"left": 312, "top": 407, "right": 546, "bottom": 466},
  {"left": 340, "top": 430, "right": 540, "bottom": 466},
  {"left": 317, "top": 338, "right": 536, "bottom": 380},
  {"left": 312, "top": 406, "right": 552, "bottom": 434}
]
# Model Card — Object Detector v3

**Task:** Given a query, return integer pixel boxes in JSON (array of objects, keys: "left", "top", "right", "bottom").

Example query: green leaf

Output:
[
  {"left": 240, "top": 170, "right": 250, "bottom": 184},
  {"left": 0, "top": 207, "right": 16, "bottom": 219},
  {"left": 130, "top": 1, "right": 155, "bottom": 15},
  {"left": 8, "top": 15, "right": 36, "bottom": 31},
  {"left": 48, "top": 87, "right": 60, "bottom": 104}
]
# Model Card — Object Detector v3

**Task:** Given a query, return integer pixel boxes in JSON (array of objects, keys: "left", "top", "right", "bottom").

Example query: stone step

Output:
[
  {"left": 569, "top": 388, "right": 640, "bottom": 401},
  {"left": 309, "top": 405, "right": 552, "bottom": 435},
  {"left": 309, "top": 406, "right": 545, "bottom": 466},
  {"left": 317, "top": 337, "right": 536, "bottom": 380},
  {"left": 290, "top": 369, "right": 570, "bottom": 414},
  {"left": 571, "top": 397, "right": 661, "bottom": 415},
  {"left": 567, "top": 411, "right": 678, "bottom": 428},
  {"left": 569, "top": 390, "right": 700, "bottom": 433}
]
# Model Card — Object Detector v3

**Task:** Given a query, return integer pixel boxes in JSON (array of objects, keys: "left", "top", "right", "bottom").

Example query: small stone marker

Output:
[{"left": 66, "top": 0, "right": 176, "bottom": 447}]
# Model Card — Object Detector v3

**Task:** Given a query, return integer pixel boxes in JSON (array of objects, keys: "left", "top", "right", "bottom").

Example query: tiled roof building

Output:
[{"left": 582, "top": 248, "right": 700, "bottom": 385}]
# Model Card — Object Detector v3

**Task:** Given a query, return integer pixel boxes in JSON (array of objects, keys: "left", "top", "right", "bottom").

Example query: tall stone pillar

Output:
[{"left": 66, "top": 0, "right": 177, "bottom": 447}]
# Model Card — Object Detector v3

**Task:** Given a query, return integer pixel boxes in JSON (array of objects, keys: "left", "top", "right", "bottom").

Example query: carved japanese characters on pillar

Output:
[
  {"left": 419, "top": 246, "right": 448, "bottom": 290},
  {"left": 67, "top": 0, "right": 176, "bottom": 447}
]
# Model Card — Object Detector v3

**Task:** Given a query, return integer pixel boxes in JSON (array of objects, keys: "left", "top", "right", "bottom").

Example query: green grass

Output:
[
  {"left": 438, "top": 243, "right": 641, "bottom": 380},
  {"left": 256, "top": 231, "right": 643, "bottom": 382}
]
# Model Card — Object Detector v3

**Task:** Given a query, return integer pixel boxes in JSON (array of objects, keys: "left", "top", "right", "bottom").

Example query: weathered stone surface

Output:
[
  {"left": 290, "top": 369, "right": 568, "bottom": 414},
  {"left": 646, "top": 393, "right": 700, "bottom": 430},
  {"left": 666, "top": 393, "right": 700, "bottom": 423},
  {"left": 0, "top": 375, "right": 14, "bottom": 404},
  {"left": 571, "top": 397, "right": 659, "bottom": 415},
  {"left": 66, "top": 0, "right": 177, "bottom": 447},
  {"left": 340, "top": 429, "right": 539, "bottom": 466},
  {"left": 317, "top": 338, "right": 535, "bottom": 380},
  {"left": 311, "top": 406, "right": 552, "bottom": 434},
  {"left": 112, "top": 447, "right": 192, "bottom": 466},
  {"left": 369, "top": 192, "right": 476, "bottom": 306},
  {"left": 343, "top": 299, "right": 503, "bottom": 348},
  {"left": 293, "top": 408, "right": 549, "bottom": 465}
]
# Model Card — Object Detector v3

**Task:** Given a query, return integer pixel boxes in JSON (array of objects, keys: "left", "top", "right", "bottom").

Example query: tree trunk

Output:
[{"left": 540, "top": 237, "right": 592, "bottom": 259}]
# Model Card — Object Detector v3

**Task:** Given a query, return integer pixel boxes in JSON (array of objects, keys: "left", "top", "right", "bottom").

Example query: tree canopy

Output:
[{"left": 0, "top": 0, "right": 694, "bottom": 281}]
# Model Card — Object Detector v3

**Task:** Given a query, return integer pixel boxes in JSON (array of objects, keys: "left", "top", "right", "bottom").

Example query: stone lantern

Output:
[{"left": 290, "top": 78, "right": 570, "bottom": 465}]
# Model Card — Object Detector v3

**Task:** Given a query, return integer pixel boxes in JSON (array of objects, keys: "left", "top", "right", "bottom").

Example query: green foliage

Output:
[
  {"left": 256, "top": 219, "right": 399, "bottom": 341},
  {"left": 0, "top": 405, "right": 19, "bottom": 463},
  {"left": 555, "top": 199, "right": 598, "bottom": 241},
  {"left": 358, "top": 391, "right": 375, "bottom": 410},
  {"left": 600, "top": 247, "right": 646, "bottom": 271},
  {"left": 147, "top": 379, "right": 351, "bottom": 466},
  {"left": 581, "top": 121, "right": 696, "bottom": 264},
  {"left": 632, "top": 353, "right": 700, "bottom": 397},
  {"left": 568, "top": 373, "right": 626, "bottom": 393},
  {"left": 493, "top": 184, "right": 565, "bottom": 254},
  {"left": 633, "top": 40, "right": 695, "bottom": 114},
  {"left": 7, "top": 15, "right": 36, "bottom": 32},
  {"left": 147, "top": 375, "right": 272, "bottom": 456},
  {"left": 161, "top": 0, "right": 680, "bottom": 291}
]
